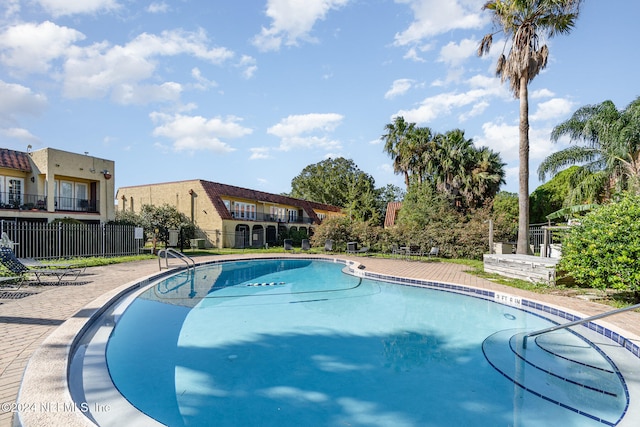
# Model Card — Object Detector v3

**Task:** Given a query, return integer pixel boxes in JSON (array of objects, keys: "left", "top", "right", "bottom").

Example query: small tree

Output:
[
  {"left": 138, "top": 204, "right": 195, "bottom": 248},
  {"left": 559, "top": 194, "right": 640, "bottom": 300}
]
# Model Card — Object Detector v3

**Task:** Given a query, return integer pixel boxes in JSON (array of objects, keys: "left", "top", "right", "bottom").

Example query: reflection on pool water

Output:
[{"left": 74, "top": 259, "right": 638, "bottom": 426}]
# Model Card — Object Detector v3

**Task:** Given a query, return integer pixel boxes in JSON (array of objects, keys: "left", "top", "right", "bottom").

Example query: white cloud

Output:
[
  {"left": 475, "top": 121, "right": 557, "bottom": 164},
  {"left": 0, "top": 81, "right": 48, "bottom": 118},
  {"left": 530, "top": 98, "right": 575, "bottom": 122},
  {"left": 459, "top": 100, "right": 489, "bottom": 121},
  {"left": 395, "top": 73, "right": 509, "bottom": 124},
  {"left": 268, "top": 113, "right": 344, "bottom": 151},
  {"left": 238, "top": 55, "right": 258, "bottom": 79},
  {"left": 437, "top": 38, "right": 478, "bottom": 67},
  {"left": 249, "top": 147, "right": 272, "bottom": 160},
  {"left": 2, "top": 1, "right": 21, "bottom": 20},
  {"left": 252, "top": 0, "right": 349, "bottom": 52},
  {"left": 63, "top": 29, "right": 235, "bottom": 103},
  {"left": 147, "top": 2, "right": 169, "bottom": 14},
  {"left": 393, "top": 0, "right": 487, "bottom": 46},
  {"left": 0, "top": 81, "right": 47, "bottom": 143},
  {"left": 191, "top": 68, "right": 218, "bottom": 90},
  {"left": 150, "top": 112, "right": 252, "bottom": 152},
  {"left": 385, "top": 79, "right": 415, "bottom": 99},
  {"left": 0, "top": 127, "right": 39, "bottom": 143},
  {"left": 36, "top": 0, "right": 120, "bottom": 17},
  {"left": 111, "top": 82, "right": 182, "bottom": 105},
  {"left": 531, "top": 88, "right": 555, "bottom": 99},
  {"left": 0, "top": 21, "right": 85, "bottom": 74}
]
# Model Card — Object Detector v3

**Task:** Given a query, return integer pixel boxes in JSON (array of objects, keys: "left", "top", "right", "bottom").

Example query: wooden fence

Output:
[{"left": 1, "top": 221, "right": 139, "bottom": 259}]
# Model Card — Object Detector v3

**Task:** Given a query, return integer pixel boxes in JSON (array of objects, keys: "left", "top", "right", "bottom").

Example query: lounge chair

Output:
[
  {"left": 301, "top": 239, "right": 311, "bottom": 251},
  {"left": 0, "top": 275, "right": 25, "bottom": 290},
  {"left": 324, "top": 239, "right": 334, "bottom": 252},
  {"left": 20, "top": 257, "right": 86, "bottom": 274},
  {"left": 355, "top": 246, "right": 370, "bottom": 255},
  {"left": 346, "top": 242, "right": 358, "bottom": 254},
  {"left": 284, "top": 239, "right": 294, "bottom": 253},
  {"left": 427, "top": 247, "right": 440, "bottom": 258},
  {"left": 0, "top": 247, "right": 83, "bottom": 284}
]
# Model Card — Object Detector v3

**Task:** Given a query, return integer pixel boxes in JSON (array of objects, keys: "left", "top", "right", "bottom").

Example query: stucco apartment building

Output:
[
  {"left": 116, "top": 180, "right": 343, "bottom": 248},
  {"left": 0, "top": 147, "right": 115, "bottom": 223}
]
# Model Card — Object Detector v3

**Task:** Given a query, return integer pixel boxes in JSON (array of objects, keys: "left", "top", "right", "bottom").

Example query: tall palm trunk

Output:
[{"left": 517, "top": 76, "right": 530, "bottom": 254}]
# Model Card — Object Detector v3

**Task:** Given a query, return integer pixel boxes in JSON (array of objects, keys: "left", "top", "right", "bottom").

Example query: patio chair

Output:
[
  {"left": 427, "top": 247, "right": 440, "bottom": 258},
  {"left": 391, "top": 244, "right": 404, "bottom": 256},
  {"left": 0, "top": 247, "right": 82, "bottom": 284},
  {"left": 301, "top": 239, "right": 311, "bottom": 251},
  {"left": 324, "top": 239, "right": 334, "bottom": 252},
  {"left": 284, "top": 239, "right": 294, "bottom": 253},
  {"left": 407, "top": 245, "right": 423, "bottom": 259}
]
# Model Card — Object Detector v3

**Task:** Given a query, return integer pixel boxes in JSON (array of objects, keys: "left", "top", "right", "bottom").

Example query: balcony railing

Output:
[
  {"left": 55, "top": 197, "right": 99, "bottom": 213},
  {"left": 230, "top": 211, "right": 315, "bottom": 224},
  {"left": 0, "top": 193, "right": 47, "bottom": 211},
  {"left": 0, "top": 192, "right": 99, "bottom": 213}
]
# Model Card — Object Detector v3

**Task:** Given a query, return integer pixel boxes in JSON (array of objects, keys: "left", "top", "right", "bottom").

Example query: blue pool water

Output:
[{"left": 101, "top": 259, "right": 630, "bottom": 426}]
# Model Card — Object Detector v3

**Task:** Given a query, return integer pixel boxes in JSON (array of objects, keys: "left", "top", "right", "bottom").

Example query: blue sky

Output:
[{"left": 1, "top": 1, "right": 637, "bottom": 201}]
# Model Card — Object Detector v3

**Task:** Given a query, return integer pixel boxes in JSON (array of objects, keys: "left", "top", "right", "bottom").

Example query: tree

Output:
[
  {"left": 290, "top": 157, "right": 380, "bottom": 222},
  {"left": 530, "top": 166, "right": 579, "bottom": 223},
  {"left": 559, "top": 194, "right": 640, "bottom": 300},
  {"left": 382, "top": 116, "right": 417, "bottom": 187},
  {"left": 112, "top": 210, "right": 141, "bottom": 226},
  {"left": 138, "top": 204, "right": 194, "bottom": 248},
  {"left": 493, "top": 191, "right": 519, "bottom": 239},
  {"left": 478, "top": 0, "right": 582, "bottom": 254},
  {"left": 430, "top": 129, "right": 505, "bottom": 210},
  {"left": 538, "top": 97, "right": 640, "bottom": 204}
]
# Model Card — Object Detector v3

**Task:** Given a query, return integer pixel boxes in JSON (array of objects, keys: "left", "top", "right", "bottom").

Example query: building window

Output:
[
  {"left": 7, "top": 178, "right": 23, "bottom": 207},
  {"left": 269, "top": 206, "right": 286, "bottom": 221},
  {"left": 233, "top": 202, "right": 256, "bottom": 220},
  {"left": 288, "top": 209, "right": 298, "bottom": 222}
]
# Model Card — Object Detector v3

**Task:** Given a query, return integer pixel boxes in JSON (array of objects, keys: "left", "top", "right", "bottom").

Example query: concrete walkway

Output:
[{"left": 1, "top": 253, "right": 639, "bottom": 427}]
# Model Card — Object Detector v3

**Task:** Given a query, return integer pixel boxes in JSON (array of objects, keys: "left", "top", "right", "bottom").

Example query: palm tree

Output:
[
  {"left": 538, "top": 97, "right": 640, "bottom": 203},
  {"left": 430, "top": 130, "right": 505, "bottom": 209},
  {"left": 463, "top": 147, "right": 506, "bottom": 208},
  {"left": 382, "top": 116, "right": 416, "bottom": 187},
  {"left": 478, "top": 0, "right": 582, "bottom": 254}
]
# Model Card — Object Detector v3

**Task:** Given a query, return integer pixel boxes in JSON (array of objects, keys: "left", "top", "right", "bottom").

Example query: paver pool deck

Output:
[{"left": 1, "top": 253, "right": 639, "bottom": 427}]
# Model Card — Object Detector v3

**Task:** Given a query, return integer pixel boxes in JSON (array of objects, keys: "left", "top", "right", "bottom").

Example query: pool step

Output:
[{"left": 482, "top": 329, "right": 627, "bottom": 426}]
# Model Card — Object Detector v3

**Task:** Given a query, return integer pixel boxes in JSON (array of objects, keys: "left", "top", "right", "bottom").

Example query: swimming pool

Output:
[{"left": 70, "top": 258, "right": 640, "bottom": 426}]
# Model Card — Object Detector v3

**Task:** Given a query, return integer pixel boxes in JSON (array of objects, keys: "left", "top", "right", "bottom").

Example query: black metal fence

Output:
[{"left": 0, "top": 221, "right": 139, "bottom": 259}]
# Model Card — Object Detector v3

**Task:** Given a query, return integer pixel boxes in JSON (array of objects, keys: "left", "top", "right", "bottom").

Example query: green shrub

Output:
[{"left": 559, "top": 194, "right": 640, "bottom": 296}]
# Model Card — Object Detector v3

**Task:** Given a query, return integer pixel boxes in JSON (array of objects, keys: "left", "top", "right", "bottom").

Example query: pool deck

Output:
[{"left": 1, "top": 253, "right": 640, "bottom": 427}]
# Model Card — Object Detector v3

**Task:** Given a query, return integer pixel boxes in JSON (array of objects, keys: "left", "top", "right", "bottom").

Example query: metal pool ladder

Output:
[
  {"left": 157, "top": 248, "right": 196, "bottom": 271},
  {"left": 523, "top": 302, "right": 640, "bottom": 348}
]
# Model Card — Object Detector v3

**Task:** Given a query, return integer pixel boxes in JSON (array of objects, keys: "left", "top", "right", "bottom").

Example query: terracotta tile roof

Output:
[
  {"left": 199, "top": 180, "right": 342, "bottom": 223},
  {"left": 384, "top": 201, "right": 402, "bottom": 228},
  {"left": 0, "top": 148, "right": 32, "bottom": 172}
]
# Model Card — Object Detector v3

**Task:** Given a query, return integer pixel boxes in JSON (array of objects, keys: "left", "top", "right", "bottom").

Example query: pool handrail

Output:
[
  {"left": 523, "top": 302, "right": 640, "bottom": 348},
  {"left": 157, "top": 247, "right": 196, "bottom": 271}
]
